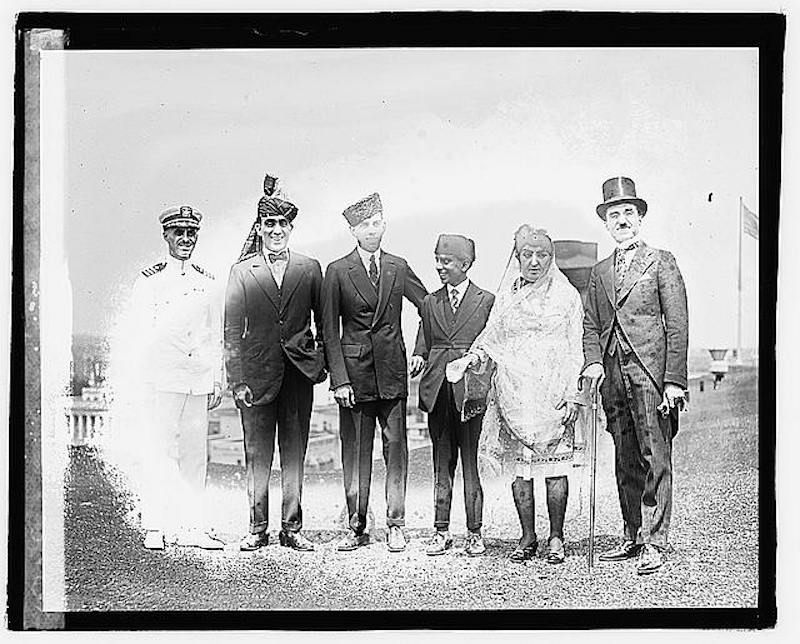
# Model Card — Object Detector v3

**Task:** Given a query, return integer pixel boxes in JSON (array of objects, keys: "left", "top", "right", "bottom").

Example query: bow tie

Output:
[{"left": 268, "top": 251, "right": 288, "bottom": 263}]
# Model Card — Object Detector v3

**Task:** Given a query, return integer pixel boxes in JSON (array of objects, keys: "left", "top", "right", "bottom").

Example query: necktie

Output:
[
  {"left": 615, "top": 242, "right": 639, "bottom": 290},
  {"left": 368, "top": 254, "right": 379, "bottom": 287},
  {"left": 450, "top": 287, "right": 460, "bottom": 313},
  {"left": 268, "top": 251, "right": 288, "bottom": 263}
]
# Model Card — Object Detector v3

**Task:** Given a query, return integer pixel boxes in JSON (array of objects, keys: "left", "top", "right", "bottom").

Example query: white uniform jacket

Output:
[{"left": 131, "top": 255, "right": 223, "bottom": 394}]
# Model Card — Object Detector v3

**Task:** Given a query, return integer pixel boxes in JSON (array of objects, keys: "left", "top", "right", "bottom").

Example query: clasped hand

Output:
[
  {"left": 333, "top": 384, "right": 355, "bottom": 408},
  {"left": 657, "top": 383, "right": 687, "bottom": 416},
  {"left": 233, "top": 383, "right": 254, "bottom": 408}
]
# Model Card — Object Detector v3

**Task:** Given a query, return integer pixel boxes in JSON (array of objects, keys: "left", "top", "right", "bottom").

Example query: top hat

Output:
[
  {"left": 159, "top": 204, "right": 202, "bottom": 229},
  {"left": 343, "top": 193, "right": 382, "bottom": 227},
  {"left": 435, "top": 233, "right": 476, "bottom": 263},
  {"left": 596, "top": 177, "right": 648, "bottom": 219}
]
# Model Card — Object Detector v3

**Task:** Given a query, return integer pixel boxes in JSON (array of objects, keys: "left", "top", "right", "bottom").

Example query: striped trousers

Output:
[{"left": 601, "top": 349, "right": 673, "bottom": 549}]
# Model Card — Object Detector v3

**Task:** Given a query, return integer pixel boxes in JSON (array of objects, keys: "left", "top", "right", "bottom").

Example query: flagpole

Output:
[{"left": 737, "top": 196, "right": 743, "bottom": 365}]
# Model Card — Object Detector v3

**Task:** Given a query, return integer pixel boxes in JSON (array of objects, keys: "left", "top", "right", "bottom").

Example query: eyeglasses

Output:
[{"left": 263, "top": 218, "right": 291, "bottom": 229}]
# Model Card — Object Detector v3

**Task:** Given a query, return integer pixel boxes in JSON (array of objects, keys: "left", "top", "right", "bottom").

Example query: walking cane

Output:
[{"left": 587, "top": 377, "right": 600, "bottom": 571}]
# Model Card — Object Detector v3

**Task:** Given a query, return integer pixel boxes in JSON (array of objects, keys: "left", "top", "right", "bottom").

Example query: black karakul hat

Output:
[{"left": 342, "top": 193, "right": 382, "bottom": 226}]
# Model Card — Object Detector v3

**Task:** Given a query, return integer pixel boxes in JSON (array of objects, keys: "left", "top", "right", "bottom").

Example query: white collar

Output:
[
  {"left": 448, "top": 278, "right": 470, "bottom": 298},
  {"left": 356, "top": 245, "right": 382, "bottom": 268},
  {"left": 616, "top": 235, "right": 643, "bottom": 251},
  {"left": 165, "top": 254, "right": 191, "bottom": 273}
]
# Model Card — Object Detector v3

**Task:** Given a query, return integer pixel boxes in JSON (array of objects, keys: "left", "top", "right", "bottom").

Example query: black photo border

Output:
[{"left": 9, "top": 10, "right": 784, "bottom": 631}]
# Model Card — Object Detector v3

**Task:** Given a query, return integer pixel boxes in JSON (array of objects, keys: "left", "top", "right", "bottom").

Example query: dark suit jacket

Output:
[
  {"left": 413, "top": 282, "right": 494, "bottom": 414},
  {"left": 582, "top": 242, "right": 689, "bottom": 391},
  {"left": 224, "top": 250, "right": 326, "bottom": 407},
  {"left": 322, "top": 248, "right": 428, "bottom": 402}
]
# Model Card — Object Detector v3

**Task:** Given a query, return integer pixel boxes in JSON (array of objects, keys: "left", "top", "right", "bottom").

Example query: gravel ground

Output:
[{"left": 64, "top": 368, "right": 759, "bottom": 611}]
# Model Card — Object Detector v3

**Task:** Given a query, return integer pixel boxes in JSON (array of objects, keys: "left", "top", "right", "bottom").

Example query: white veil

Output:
[{"left": 465, "top": 226, "right": 587, "bottom": 475}]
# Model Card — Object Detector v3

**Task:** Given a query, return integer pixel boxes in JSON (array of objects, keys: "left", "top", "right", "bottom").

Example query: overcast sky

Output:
[{"left": 49, "top": 47, "right": 759, "bottom": 351}]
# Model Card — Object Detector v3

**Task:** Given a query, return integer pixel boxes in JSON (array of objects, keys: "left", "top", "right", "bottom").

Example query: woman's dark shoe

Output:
[
  {"left": 546, "top": 536, "right": 565, "bottom": 564},
  {"left": 509, "top": 538, "right": 538, "bottom": 562}
]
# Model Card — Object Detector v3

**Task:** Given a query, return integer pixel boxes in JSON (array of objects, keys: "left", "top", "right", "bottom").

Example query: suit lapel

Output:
[
  {"left": 598, "top": 256, "right": 616, "bottom": 308},
  {"left": 346, "top": 249, "right": 378, "bottom": 309},
  {"left": 279, "top": 252, "right": 303, "bottom": 314},
  {"left": 249, "top": 256, "right": 280, "bottom": 313},
  {"left": 450, "top": 282, "right": 482, "bottom": 338},
  {"left": 373, "top": 253, "right": 397, "bottom": 324},
  {"left": 431, "top": 287, "right": 450, "bottom": 333},
  {"left": 617, "top": 244, "right": 656, "bottom": 304}
]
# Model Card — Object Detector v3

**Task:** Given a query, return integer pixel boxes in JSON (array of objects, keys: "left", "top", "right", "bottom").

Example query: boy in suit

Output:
[
  {"left": 224, "top": 177, "right": 326, "bottom": 552},
  {"left": 412, "top": 234, "right": 494, "bottom": 556},
  {"left": 322, "top": 192, "right": 428, "bottom": 553}
]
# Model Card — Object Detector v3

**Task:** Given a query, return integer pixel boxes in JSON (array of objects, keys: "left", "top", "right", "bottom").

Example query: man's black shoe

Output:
[
  {"left": 598, "top": 540, "right": 642, "bottom": 561},
  {"left": 239, "top": 531, "right": 270, "bottom": 551},
  {"left": 278, "top": 530, "right": 315, "bottom": 551}
]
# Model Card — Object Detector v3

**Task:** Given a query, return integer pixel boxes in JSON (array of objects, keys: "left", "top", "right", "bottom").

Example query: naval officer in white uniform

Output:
[{"left": 131, "top": 204, "right": 224, "bottom": 550}]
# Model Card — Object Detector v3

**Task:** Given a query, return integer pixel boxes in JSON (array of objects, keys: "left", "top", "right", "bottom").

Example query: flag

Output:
[{"left": 742, "top": 202, "right": 759, "bottom": 239}]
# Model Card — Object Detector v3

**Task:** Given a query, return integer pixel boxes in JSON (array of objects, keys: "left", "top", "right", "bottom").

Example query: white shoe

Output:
[
  {"left": 143, "top": 530, "right": 165, "bottom": 550},
  {"left": 178, "top": 528, "right": 224, "bottom": 549},
  {"left": 195, "top": 532, "right": 225, "bottom": 550}
]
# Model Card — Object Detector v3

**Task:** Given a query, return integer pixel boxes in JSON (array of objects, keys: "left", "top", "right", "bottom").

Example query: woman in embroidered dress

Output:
[{"left": 447, "top": 225, "right": 586, "bottom": 564}]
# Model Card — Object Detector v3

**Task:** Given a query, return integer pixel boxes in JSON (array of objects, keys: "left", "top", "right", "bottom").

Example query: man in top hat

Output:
[
  {"left": 224, "top": 175, "right": 327, "bottom": 552},
  {"left": 581, "top": 177, "right": 688, "bottom": 575},
  {"left": 131, "top": 204, "right": 224, "bottom": 551},
  {"left": 322, "top": 192, "right": 428, "bottom": 552},
  {"left": 411, "top": 234, "right": 494, "bottom": 556}
]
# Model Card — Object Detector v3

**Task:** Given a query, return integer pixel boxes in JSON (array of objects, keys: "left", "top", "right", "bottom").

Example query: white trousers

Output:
[{"left": 141, "top": 392, "right": 208, "bottom": 533}]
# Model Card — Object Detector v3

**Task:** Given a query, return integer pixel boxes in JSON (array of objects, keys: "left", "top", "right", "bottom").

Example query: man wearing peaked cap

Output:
[
  {"left": 411, "top": 234, "right": 494, "bottom": 556},
  {"left": 224, "top": 175, "right": 326, "bottom": 552},
  {"left": 581, "top": 176, "right": 688, "bottom": 575},
  {"left": 130, "top": 204, "right": 224, "bottom": 551},
  {"left": 322, "top": 192, "right": 428, "bottom": 553}
]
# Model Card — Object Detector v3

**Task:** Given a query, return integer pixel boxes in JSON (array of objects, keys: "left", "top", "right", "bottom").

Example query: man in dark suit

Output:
[
  {"left": 412, "top": 234, "right": 494, "bottom": 556},
  {"left": 581, "top": 177, "right": 688, "bottom": 575},
  {"left": 322, "top": 192, "right": 428, "bottom": 552},
  {"left": 224, "top": 177, "right": 326, "bottom": 552}
]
